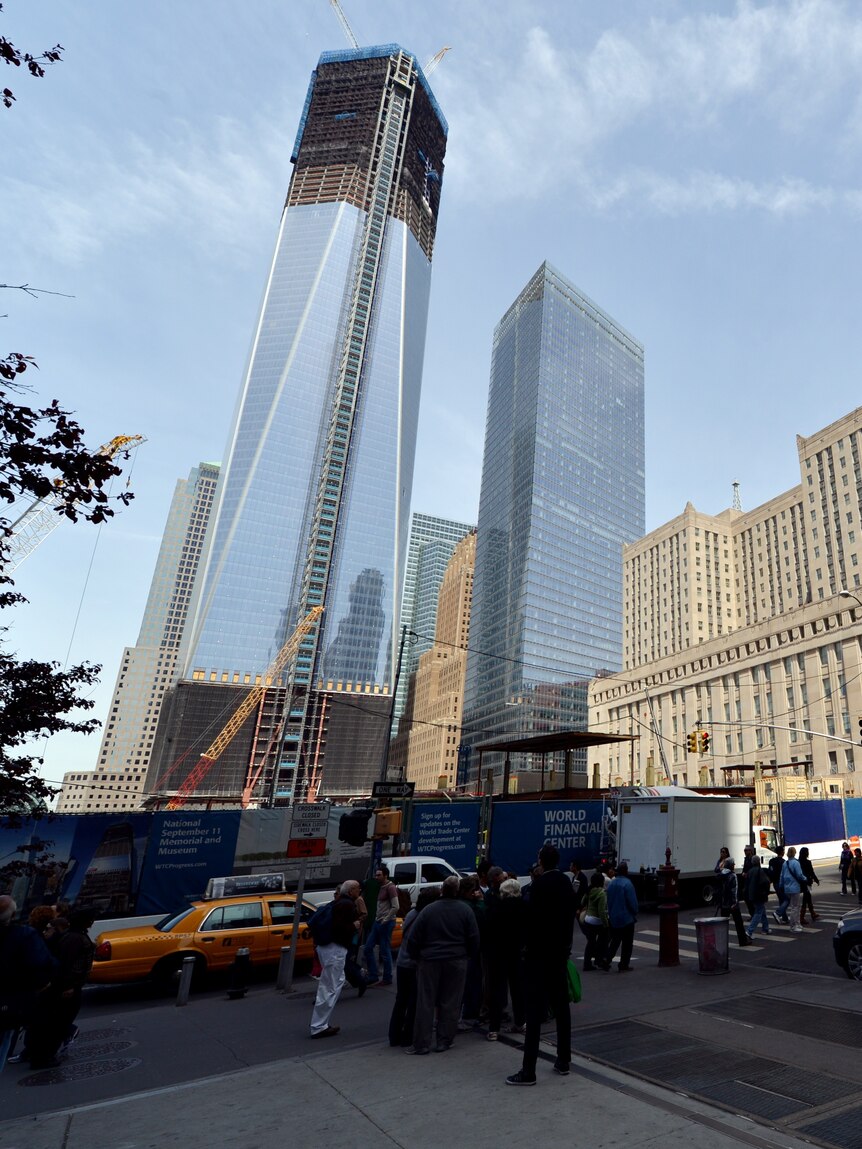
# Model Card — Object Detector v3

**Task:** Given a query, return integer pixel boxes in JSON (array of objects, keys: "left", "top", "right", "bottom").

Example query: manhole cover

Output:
[
  {"left": 76, "top": 1027, "right": 131, "bottom": 1041},
  {"left": 68, "top": 1040, "right": 134, "bottom": 1058},
  {"left": 18, "top": 1057, "right": 141, "bottom": 1086}
]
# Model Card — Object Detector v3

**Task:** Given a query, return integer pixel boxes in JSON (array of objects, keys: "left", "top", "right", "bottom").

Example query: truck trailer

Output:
[{"left": 613, "top": 788, "right": 759, "bottom": 906}]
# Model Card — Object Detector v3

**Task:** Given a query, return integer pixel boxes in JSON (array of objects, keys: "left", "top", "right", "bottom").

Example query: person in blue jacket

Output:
[
  {"left": 605, "top": 863, "right": 639, "bottom": 972},
  {"left": 778, "top": 846, "right": 807, "bottom": 934}
]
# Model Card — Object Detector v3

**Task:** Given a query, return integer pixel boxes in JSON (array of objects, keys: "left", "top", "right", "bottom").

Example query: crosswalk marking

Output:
[{"left": 631, "top": 938, "right": 700, "bottom": 959}]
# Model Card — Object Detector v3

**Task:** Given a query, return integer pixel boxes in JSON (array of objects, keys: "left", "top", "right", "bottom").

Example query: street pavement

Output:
[{"left": 1, "top": 867, "right": 861, "bottom": 1149}]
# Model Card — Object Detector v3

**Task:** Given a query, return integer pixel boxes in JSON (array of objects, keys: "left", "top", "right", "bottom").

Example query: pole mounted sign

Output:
[
  {"left": 287, "top": 803, "right": 329, "bottom": 857},
  {"left": 372, "top": 781, "right": 415, "bottom": 800}
]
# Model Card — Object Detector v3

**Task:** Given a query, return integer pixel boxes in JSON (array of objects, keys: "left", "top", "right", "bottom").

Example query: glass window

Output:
[{"left": 201, "top": 902, "right": 264, "bottom": 931}]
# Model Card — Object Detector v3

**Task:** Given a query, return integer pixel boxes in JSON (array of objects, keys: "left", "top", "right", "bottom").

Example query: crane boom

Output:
[
  {"left": 329, "top": 0, "right": 359, "bottom": 49},
  {"left": 424, "top": 46, "right": 451, "bottom": 76},
  {"left": 6, "top": 434, "right": 145, "bottom": 572},
  {"left": 165, "top": 605, "right": 324, "bottom": 810}
]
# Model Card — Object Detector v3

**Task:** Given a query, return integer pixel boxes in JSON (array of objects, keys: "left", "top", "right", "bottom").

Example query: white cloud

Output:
[
  {"left": 439, "top": 0, "right": 862, "bottom": 214},
  {"left": 5, "top": 114, "right": 294, "bottom": 268}
]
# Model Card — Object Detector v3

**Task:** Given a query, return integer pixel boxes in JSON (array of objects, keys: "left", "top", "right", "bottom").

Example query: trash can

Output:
[{"left": 694, "top": 916, "right": 730, "bottom": 975}]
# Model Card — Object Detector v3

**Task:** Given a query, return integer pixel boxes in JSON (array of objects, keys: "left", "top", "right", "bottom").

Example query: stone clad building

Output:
[{"left": 589, "top": 407, "right": 862, "bottom": 798}]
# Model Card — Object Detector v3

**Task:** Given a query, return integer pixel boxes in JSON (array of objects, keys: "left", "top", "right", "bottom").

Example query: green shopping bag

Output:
[{"left": 566, "top": 958, "right": 582, "bottom": 1004}]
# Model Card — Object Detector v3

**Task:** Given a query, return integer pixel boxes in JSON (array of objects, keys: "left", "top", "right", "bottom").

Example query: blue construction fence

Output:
[{"left": 3, "top": 796, "right": 856, "bottom": 922}]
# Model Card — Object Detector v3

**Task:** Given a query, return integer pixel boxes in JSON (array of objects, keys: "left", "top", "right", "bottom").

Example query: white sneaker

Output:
[
  {"left": 486, "top": 1031, "right": 499, "bottom": 1041},
  {"left": 790, "top": 926, "right": 803, "bottom": 933}
]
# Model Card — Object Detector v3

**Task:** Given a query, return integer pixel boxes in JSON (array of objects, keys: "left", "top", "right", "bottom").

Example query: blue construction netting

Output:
[{"left": 291, "top": 43, "right": 448, "bottom": 162}]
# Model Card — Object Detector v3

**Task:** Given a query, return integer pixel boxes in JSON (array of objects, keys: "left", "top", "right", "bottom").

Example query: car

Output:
[
  {"left": 90, "top": 891, "right": 321, "bottom": 988},
  {"left": 90, "top": 887, "right": 403, "bottom": 988},
  {"left": 833, "top": 910, "right": 862, "bottom": 979}
]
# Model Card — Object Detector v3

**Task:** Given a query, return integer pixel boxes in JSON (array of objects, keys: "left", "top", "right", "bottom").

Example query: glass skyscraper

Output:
[
  {"left": 461, "top": 263, "right": 644, "bottom": 786},
  {"left": 177, "top": 46, "right": 447, "bottom": 802},
  {"left": 393, "top": 512, "right": 474, "bottom": 733}
]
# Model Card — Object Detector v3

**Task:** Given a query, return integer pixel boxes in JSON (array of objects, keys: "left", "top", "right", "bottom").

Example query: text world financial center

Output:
[
  {"left": 462, "top": 264, "right": 644, "bottom": 787},
  {"left": 182, "top": 47, "right": 447, "bottom": 802}
]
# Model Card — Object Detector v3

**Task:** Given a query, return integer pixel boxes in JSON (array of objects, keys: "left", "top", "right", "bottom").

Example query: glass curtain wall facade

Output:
[
  {"left": 461, "top": 263, "right": 645, "bottom": 786},
  {"left": 393, "top": 512, "right": 474, "bottom": 733},
  {"left": 181, "top": 46, "right": 447, "bottom": 802}
]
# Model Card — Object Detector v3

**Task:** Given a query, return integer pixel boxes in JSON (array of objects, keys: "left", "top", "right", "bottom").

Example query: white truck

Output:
[
  {"left": 304, "top": 855, "right": 460, "bottom": 908},
  {"left": 613, "top": 787, "right": 766, "bottom": 906}
]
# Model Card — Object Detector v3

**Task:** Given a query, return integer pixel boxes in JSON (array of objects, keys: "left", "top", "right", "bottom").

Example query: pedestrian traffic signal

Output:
[
  {"left": 700, "top": 731, "right": 710, "bottom": 754},
  {"left": 858, "top": 717, "right": 862, "bottom": 745},
  {"left": 338, "top": 809, "right": 371, "bottom": 847},
  {"left": 687, "top": 732, "right": 698, "bottom": 753}
]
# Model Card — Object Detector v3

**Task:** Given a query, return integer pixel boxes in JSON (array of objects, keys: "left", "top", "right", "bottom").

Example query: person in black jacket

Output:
[
  {"left": 20, "top": 906, "right": 93, "bottom": 1069},
  {"left": 0, "top": 897, "right": 57, "bottom": 1073},
  {"left": 798, "top": 847, "right": 820, "bottom": 924},
  {"left": 506, "top": 844, "right": 576, "bottom": 1086},
  {"left": 485, "top": 879, "right": 527, "bottom": 1040}
]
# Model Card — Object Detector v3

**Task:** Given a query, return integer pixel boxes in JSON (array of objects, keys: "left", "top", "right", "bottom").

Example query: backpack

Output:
[
  {"left": 396, "top": 887, "right": 412, "bottom": 919},
  {"left": 308, "top": 901, "right": 335, "bottom": 947}
]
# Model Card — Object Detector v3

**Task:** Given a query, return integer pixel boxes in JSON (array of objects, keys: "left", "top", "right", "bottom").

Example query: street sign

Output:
[
  {"left": 287, "top": 838, "right": 326, "bottom": 858},
  {"left": 289, "top": 803, "right": 330, "bottom": 840},
  {"left": 372, "top": 781, "right": 415, "bottom": 799}
]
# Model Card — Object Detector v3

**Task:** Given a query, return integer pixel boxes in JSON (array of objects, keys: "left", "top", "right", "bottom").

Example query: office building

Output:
[
  {"left": 589, "top": 406, "right": 862, "bottom": 802},
  {"left": 393, "top": 513, "right": 474, "bottom": 732},
  {"left": 157, "top": 47, "right": 447, "bottom": 804},
  {"left": 462, "top": 263, "right": 645, "bottom": 787},
  {"left": 56, "top": 463, "right": 220, "bottom": 812},
  {"left": 391, "top": 529, "right": 475, "bottom": 789}
]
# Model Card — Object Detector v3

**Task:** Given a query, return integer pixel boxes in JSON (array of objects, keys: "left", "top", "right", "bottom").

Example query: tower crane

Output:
[
  {"left": 164, "top": 605, "right": 324, "bottom": 810},
  {"left": 424, "top": 46, "right": 451, "bottom": 75},
  {"left": 329, "top": 0, "right": 359, "bottom": 49},
  {"left": 6, "top": 434, "right": 145, "bottom": 572}
]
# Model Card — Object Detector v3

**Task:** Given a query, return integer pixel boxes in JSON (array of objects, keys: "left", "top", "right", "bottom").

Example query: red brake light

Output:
[{"left": 94, "top": 940, "right": 112, "bottom": 961}]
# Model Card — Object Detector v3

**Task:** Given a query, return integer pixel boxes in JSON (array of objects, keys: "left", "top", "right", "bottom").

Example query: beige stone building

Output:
[
  {"left": 390, "top": 530, "right": 475, "bottom": 790},
  {"left": 589, "top": 407, "right": 862, "bottom": 801}
]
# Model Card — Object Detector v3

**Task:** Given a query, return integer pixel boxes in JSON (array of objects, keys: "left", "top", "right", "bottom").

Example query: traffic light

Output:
[
  {"left": 338, "top": 809, "right": 371, "bottom": 847},
  {"left": 687, "top": 732, "right": 698, "bottom": 753},
  {"left": 858, "top": 717, "right": 862, "bottom": 745},
  {"left": 700, "top": 731, "right": 710, "bottom": 754},
  {"left": 373, "top": 808, "right": 403, "bottom": 837}
]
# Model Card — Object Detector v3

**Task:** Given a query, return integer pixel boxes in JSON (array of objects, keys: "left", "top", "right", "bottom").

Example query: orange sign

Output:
[{"left": 287, "top": 838, "right": 326, "bottom": 858}]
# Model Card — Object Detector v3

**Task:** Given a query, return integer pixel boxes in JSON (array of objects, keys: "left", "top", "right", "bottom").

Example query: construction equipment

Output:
[
  {"left": 329, "top": 0, "right": 359, "bottom": 49},
  {"left": 424, "top": 47, "right": 451, "bottom": 75},
  {"left": 6, "top": 434, "right": 145, "bottom": 571},
  {"left": 165, "top": 605, "right": 324, "bottom": 810}
]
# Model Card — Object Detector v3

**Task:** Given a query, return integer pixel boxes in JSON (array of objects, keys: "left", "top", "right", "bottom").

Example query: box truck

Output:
[{"left": 612, "top": 787, "right": 763, "bottom": 906}]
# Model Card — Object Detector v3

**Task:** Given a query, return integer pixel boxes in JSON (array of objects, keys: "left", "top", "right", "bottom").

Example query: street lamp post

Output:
[{"left": 840, "top": 588, "right": 862, "bottom": 611}]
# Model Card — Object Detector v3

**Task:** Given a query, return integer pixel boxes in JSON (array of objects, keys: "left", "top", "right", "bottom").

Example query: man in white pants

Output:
[{"left": 309, "top": 880, "right": 362, "bottom": 1039}]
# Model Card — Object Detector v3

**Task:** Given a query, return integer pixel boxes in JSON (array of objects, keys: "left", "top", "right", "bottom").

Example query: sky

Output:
[{"left": 3, "top": 0, "right": 862, "bottom": 784}]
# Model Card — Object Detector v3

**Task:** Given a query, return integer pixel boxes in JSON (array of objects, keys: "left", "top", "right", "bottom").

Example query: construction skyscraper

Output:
[{"left": 151, "top": 46, "right": 447, "bottom": 805}]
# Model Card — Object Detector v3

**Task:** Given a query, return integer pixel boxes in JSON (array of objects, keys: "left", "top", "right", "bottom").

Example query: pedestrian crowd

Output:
[
  {"left": 0, "top": 895, "right": 96, "bottom": 1073},
  {"left": 306, "top": 845, "right": 590, "bottom": 1085},
  {"left": 714, "top": 841, "right": 823, "bottom": 940}
]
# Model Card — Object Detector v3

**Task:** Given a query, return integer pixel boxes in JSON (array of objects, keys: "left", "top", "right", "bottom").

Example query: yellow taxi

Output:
[
  {"left": 90, "top": 888, "right": 319, "bottom": 987},
  {"left": 90, "top": 875, "right": 403, "bottom": 988}
]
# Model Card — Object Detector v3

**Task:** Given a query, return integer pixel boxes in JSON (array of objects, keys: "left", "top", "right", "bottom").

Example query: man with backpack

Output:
[{"left": 308, "top": 880, "right": 363, "bottom": 1039}]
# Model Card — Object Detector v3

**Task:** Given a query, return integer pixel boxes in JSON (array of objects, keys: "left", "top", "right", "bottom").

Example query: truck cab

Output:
[{"left": 385, "top": 856, "right": 460, "bottom": 905}]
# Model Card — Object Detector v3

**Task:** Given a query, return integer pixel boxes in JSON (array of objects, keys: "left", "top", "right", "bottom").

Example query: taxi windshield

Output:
[{"left": 155, "top": 908, "right": 195, "bottom": 933}]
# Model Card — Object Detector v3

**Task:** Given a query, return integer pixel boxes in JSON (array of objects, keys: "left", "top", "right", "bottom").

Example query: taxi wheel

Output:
[{"left": 153, "top": 953, "right": 206, "bottom": 994}]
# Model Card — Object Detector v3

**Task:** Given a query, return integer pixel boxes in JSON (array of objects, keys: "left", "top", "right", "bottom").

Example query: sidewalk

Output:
[{"left": 0, "top": 1031, "right": 819, "bottom": 1149}]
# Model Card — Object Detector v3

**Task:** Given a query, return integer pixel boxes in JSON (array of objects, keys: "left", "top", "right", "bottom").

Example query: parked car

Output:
[
  {"left": 90, "top": 892, "right": 319, "bottom": 988},
  {"left": 833, "top": 911, "right": 862, "bottom": 980}
]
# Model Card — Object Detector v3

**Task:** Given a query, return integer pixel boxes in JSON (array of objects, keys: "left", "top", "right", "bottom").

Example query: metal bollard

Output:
[
  {"left": 226, "top": 946, "right": 251, "bottom": 999},
  {"left": 275, "top": 945, "right": 291, "bottom": 992},
  {"left": 175, "top": 955, "right": 196, "bottom": 1007}
]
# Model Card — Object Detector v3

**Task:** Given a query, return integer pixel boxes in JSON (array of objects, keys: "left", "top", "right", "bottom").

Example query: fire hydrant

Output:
[{"left": 657, "top": 847, "right": 680, "bottom": 967}]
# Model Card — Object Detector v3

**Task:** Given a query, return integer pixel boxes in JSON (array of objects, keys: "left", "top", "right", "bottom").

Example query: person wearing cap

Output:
[{"left": 718, "top": 859, "right": 752, "bottom": 947}]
